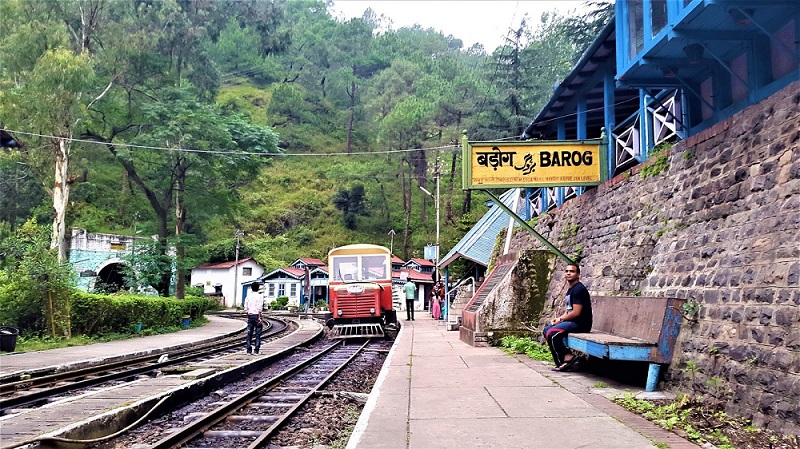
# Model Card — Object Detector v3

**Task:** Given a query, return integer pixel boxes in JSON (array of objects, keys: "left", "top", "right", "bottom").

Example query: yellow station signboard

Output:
[{"left": 462, "top": 138, "right": 607, "bottom": 189}]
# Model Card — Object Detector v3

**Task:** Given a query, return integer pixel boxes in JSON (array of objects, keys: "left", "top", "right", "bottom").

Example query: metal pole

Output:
[
  {"left": 233, "top": 229, "right": 243, "bottom": 308},
  {"left": 435, "top": 156, "right": 443, "bottom": 320}
]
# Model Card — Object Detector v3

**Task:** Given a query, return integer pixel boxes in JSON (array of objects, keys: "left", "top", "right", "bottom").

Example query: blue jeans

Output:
[
  {"left": 543, "top": 321, "right": 581, "bottom": 366},
  {"left": 246, "top": 314, "right": 262, "bottom": 354}
]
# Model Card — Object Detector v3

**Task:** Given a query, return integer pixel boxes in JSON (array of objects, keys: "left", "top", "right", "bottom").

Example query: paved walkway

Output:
[
  {"left": 0, "top": 315, "right": 245, "bottom": 378},
  {"left": 348, "top": 314, "right": 698, "bottom": 449}
]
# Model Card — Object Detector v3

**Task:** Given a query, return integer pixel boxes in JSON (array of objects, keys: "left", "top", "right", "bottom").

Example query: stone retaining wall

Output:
[{"left": 507, "top": 81, "right": 799, "bottom": 433}]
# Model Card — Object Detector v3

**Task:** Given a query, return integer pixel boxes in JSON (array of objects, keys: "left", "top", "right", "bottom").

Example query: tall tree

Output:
[
  {"left": 87, "top": 88, "right": 279, "bottom": 296},
  {"left": 1, "top": 48, "right": 96, "bottom": 261}
]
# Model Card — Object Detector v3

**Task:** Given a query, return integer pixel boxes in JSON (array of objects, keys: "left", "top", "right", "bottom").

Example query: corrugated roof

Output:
[
  {"left": 294, "top": 258, "right": 325, "bottom": 267},
  {"left": 194, "top": 257, "right": 254, "bottom": 270},
  {"left": 439, "top": 189, "right": 524, "bottom": 268}
]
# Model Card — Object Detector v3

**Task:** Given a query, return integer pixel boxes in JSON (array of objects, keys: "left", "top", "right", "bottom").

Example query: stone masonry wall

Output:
[{"left": 508, "top": 81, "right": 800, "bottom": 433}]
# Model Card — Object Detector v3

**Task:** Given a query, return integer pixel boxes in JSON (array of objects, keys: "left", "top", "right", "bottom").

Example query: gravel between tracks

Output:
[{"left": 90, "top": 335, "right": 390, "bottom": 449}]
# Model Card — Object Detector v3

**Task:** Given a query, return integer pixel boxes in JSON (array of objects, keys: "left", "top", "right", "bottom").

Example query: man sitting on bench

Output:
[{"left": 543, "top": 263, "right": 593, "bottom": 371}]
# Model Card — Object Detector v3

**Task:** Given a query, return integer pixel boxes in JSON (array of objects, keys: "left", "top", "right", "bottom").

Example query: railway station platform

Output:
[
  {"left": 348, "top": 314, "right": 699, "bottom": 449},
  {"left": 0, "top": 315, "right": 246, "bottom": 379}
]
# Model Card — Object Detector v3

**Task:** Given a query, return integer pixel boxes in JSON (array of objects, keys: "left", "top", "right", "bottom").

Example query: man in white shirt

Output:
[{"left": 244, "top": 283, "right": 265, "bottom": 354}]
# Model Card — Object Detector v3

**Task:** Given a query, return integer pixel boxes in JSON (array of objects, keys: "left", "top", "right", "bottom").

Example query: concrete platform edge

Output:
[{"left": 346, "top": 321, "right": 406, "bottom": 449}]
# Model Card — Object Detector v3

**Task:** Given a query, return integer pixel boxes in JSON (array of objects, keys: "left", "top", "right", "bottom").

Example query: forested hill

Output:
[{"left": 0, "top": 0, "right": 611, "bottom": 291}]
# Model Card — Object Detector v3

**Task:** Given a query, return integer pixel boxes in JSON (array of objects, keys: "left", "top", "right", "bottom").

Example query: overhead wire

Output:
[
  {"left": 0, "top": 128, "right": 461, "bottom": 158},
  {"left": 1, "top": 94, "right": 637, "bottom": 160}
]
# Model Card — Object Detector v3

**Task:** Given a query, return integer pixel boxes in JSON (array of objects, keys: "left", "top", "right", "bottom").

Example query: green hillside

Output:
[{"left": 0, "top": 0, "right": 612, "bottom": 292}]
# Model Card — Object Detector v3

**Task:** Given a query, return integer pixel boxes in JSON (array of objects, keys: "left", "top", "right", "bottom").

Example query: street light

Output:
[{"left": 419, "top": 155, "right": 442, "bottom": 315}]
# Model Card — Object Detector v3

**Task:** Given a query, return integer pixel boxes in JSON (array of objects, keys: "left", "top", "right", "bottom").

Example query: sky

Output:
[{"left": 330, "top": 1, "right": 586, "bottom": 51}]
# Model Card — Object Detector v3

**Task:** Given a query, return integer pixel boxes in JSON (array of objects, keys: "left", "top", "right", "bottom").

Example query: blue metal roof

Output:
[{"left": 439, "top": 189, "right": 525, "bottom": 268}]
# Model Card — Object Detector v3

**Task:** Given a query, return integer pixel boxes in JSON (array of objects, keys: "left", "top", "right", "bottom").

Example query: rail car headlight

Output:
[
  {"left": 370, "top": 308, "right": 376, "bottom": 315},
  {"left": 337, "top": 309, "right": 343, "bottom": 316}
]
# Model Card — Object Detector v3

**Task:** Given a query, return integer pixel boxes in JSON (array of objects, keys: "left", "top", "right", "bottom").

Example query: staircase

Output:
[{"left": 459, "top": 263, "right": 514, "bottom": 347}]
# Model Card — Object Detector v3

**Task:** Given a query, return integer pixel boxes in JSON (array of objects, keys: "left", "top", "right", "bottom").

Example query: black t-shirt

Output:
[{"left": 565, "top": 282, "right": 592, "bottom": 331}]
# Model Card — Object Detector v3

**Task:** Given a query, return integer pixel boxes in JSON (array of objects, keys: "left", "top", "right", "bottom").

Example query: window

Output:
[
  {"left": 268, "top": 284, "right": 275, "bottom": 296},
  {"left": 290, "top": 283, "right": 297, "bottom": 297},
  {"left": 242, "top": 267, "right": 252, "bottom": 276},
  {"left": 362, "top": 255, "right": 387, "bottom": 280},
  {"left": 332, "top": 256, "right": 358, "bottom": 281},
  {"left": 278, "top": 283, "right": 286, "bottom": 296},
  {"left": 627, "top": 0, "right": 644, "bottom": 59},
  {"left": 651, "top": 0, "right": 667, "bottom": 38}
]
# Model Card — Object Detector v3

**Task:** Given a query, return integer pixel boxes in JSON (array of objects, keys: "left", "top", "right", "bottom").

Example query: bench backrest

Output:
[{"left": 591, "top": 296, "right": 685, "bottom": 345}]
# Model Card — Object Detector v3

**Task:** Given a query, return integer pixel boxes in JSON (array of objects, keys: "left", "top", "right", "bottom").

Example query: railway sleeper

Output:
[
  {"left": 227, "top": 415, "right": 279, "bottom": 423},
  {"left": 250, "top": 401, "right": 294, "bottom": 407},
  {"left": 203, "top": 430, "right": 265, "bottom": 437}
]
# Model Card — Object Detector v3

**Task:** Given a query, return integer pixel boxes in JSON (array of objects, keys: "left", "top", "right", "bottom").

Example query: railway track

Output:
[
  {"left": 0, "top": 318, "right": 326, "bottom": 449},
  {"left": 148, "top": 339, "right": 373, "bottom": 449},
  {"left": 0, "top": 318, "right": 289, "bottom": 413}
]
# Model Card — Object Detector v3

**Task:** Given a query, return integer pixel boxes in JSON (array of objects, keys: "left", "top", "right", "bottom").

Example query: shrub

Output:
[
  {"left": 69, "top": 291, "right": 212, "bottom": 335},
  {"left": 270, "top": 296, "right": 289, "bottom": 309}
]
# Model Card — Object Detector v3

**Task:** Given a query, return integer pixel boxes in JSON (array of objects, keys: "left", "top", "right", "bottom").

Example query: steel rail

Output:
[
  {"left": 0, "top": 319, "right": 288, "bottom": 411},
  {"left": 148, "top": 339, "right": 371, "bottom": 449},
  {"left": 246, "top": 339, "right": 371, "bottom": 448}
]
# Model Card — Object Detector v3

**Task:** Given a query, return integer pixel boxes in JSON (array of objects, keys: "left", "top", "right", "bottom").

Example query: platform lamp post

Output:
[
  {"left": 419, "top": 155, "right": 441, "bottom": 316},
  {"left": 233, "top": 229, "right": 244, "bottom": 308}
]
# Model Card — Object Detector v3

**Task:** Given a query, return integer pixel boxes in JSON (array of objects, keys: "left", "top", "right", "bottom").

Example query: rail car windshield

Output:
[{"left": 331, "top": 254, "right": 389, "bottom": 282}]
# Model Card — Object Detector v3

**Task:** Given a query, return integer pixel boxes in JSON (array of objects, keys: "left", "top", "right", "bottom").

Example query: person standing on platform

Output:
[
  {"left": 244, "top": 283, "right": 265, "bottom": 354},
  {"left": 431, "top": 280, "right": 443, "bottom": 319},
  {"left": 543, "top": 263, "right": 592, "bottom": 371},
  {"left": 404, "top": 280, "right": 417, "bottom": 321}
]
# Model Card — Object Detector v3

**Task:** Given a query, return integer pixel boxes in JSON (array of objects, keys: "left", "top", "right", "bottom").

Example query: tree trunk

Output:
[
  {"left": 403, "top": 159, "right": 412, "bottom": 259},
  {"left": 51, "top": 138, "right": 71, "bottom": 262},
  {"left": 174, "top": 154, "right": 187, "bottom": 299},
  {"left": 446, "top": 151, "right": 457, "bottom": 225},
  {"left": 97, "top": 138, "right": 174, "bottom": 297},
  {"left": 346, "top": 81, "right": 356, "bottom": 154},
  {"left": 400, "top": 158, "right": 408, "bottom": 211},
  {"left": 462, "top": 189, "right": 472, "bottom": 215}
]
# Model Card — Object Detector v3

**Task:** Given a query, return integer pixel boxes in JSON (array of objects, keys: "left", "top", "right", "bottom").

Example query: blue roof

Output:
[{"left": 439, "top": 189, "right": 525, "bottom": 268}]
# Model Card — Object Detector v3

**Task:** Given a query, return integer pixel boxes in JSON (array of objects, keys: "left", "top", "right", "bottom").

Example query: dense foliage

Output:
[{"left": 0, "top": 1, "right": 611, "bottom": 299}]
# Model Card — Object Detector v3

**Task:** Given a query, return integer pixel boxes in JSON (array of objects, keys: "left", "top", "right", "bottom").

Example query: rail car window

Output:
[
  {"left": 333, "top": 256, "right": 359, "bottom": 281},
  {"left": 362, "top": 256, "right": 388, "bottom": 280},
  {"left": 331, "top": 254, "right": 389, "bottom": 281}
]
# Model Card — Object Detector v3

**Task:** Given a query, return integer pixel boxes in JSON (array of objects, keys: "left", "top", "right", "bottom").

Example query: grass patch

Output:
[
  {"left": 497, "top": 335, "right": 553, "bottom": 363},
  {"left": 612, "top": 393, "right": 798, "bottom": 449},
  {"left": 329, "top": 405, "right": 362, "bottom": 449}
]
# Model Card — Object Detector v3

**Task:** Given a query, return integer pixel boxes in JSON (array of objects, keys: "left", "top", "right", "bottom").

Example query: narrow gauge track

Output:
[
  {"left": 148, "top": 339, "right": 372, "bottom": 449},
  {"left": 0, "top": 318, "right": 289, "bottom": 413}
]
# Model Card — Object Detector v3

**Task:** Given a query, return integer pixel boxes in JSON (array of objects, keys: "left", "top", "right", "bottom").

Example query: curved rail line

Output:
[
  {"left": 0, "top": 318, "right": 289, "bottom": 412},
  {"left": 0, "top": 319, "right": 325, "bottom": 449},
  {"left": 148, "top": 339, "right": 372, "bottom": 449}
]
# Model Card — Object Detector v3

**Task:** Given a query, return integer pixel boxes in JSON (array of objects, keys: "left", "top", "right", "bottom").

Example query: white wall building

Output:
[{"left": 190, "top": 257, "right": 264, "bottom": 308}]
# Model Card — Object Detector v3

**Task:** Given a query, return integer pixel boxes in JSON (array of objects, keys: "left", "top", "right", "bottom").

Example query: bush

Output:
[
  {"left": 69, "top": 291, "right": 212, "bottom": 336},
  {"left": 270, "top": 296, "right": 289, "bottom": 309}
]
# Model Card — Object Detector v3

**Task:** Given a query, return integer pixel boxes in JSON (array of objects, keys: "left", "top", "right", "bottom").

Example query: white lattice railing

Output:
[
  {"left": 649, "top": 90, "right": 682, "bottom": 147},
  {"left": 613, "top": 115, "right": 641, "bottom": 172}
]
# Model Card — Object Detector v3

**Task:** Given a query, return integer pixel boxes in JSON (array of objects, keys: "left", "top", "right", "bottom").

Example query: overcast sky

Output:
[{"left": 330, "top": 1, "right": 586, "bottom": 50}]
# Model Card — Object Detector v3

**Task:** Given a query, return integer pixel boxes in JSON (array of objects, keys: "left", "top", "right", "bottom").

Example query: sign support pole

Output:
[{"left": 481, "top": 189, "right": 574, "bottom": 265}]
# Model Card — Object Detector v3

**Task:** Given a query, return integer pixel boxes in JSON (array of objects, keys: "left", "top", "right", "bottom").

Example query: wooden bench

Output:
[{"left": 564, "top": 296, "right": 686, "bottom": 392}]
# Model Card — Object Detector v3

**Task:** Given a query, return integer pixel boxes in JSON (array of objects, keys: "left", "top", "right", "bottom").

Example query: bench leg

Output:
[{"left": 646, "top": 363, "right": 661, "bottom": 392}]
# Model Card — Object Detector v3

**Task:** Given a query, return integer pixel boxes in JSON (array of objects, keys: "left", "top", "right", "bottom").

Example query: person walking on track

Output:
[{"left": 244, "top": 283, "right": 265, "bottom": 354}]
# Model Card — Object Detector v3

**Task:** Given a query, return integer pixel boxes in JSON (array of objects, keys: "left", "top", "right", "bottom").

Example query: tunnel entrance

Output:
[{"left": 95, "top": 263, "right": 127, "bottom": 293}]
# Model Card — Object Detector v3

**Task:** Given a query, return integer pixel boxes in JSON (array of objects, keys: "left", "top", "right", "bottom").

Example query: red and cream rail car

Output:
[{"left": 325, "top": 244, "right": 397, "bottom": 338}]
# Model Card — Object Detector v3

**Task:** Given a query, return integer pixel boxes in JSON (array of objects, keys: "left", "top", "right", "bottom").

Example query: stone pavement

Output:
[{"left": 348, "top": 314, "right": 699, "bottom": 449}]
